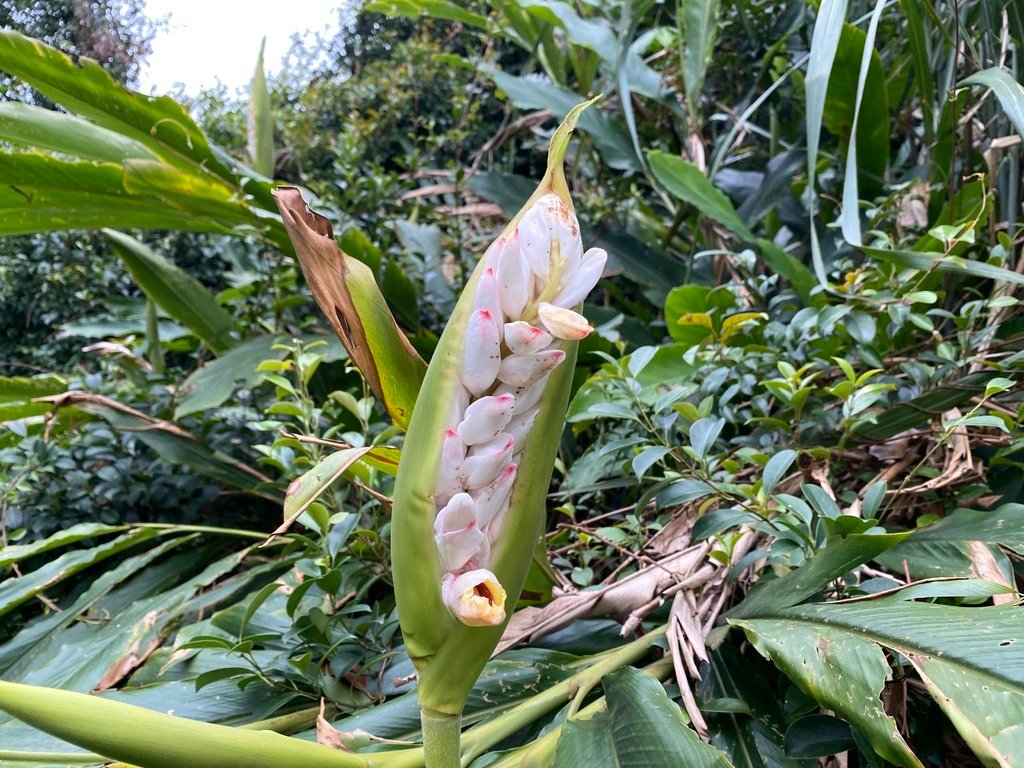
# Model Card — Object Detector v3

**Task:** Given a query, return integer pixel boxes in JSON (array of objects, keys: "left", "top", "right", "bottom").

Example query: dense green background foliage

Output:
[{"left": 1, "top": 0, "right": 1024, "bottom": 766}]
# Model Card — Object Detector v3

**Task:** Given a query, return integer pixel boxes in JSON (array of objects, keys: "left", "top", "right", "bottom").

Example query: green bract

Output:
[{"left": 391, "top": 100, "right": 602, "bottom": 732}]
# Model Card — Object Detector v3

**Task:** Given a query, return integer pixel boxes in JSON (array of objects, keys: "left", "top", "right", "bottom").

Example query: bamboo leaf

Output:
[
  {"left": 102, "top": 230, "right": 238, "bottom": 355},
  {"left": 961, "top": 67, "right": 1024, "bottom": 140}
]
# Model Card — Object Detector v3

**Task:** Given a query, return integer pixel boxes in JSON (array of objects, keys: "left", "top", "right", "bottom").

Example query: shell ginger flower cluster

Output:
[{"left": 433, "top": 195, "right": 606, "bottom": 627}]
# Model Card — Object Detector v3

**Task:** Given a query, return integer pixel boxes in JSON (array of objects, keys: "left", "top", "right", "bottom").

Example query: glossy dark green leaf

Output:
[
  {"left": 553, "top": 667, "right": 731, "bottom": 767},
  {"left": 727, "top": 533, "right": 909, "bottom": 620}
]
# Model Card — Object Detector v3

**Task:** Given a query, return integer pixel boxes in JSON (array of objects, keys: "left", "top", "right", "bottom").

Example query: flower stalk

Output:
[{"left": 391, "top": 98, "right": 605, "bottom": 766}]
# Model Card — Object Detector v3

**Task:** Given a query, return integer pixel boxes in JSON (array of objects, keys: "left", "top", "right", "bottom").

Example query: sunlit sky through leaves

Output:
[{"left": 139, "top": 0, "right": 343, "bottom": 96}]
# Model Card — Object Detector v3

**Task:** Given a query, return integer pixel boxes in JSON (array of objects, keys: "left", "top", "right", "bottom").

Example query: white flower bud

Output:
[
  {"left": 472, "top": 463, "right": 517, "bottom": 529},
  {"left": 434, "top": 493, "right": 487, "bottom": 571},
  {"left": 457, "top": 393, "right": 515, "bottom": 446},
  {"left": 435, "top": 429, "right": 466, "bottom": 507},
  {"left": 472, "top": 268, "right": 504, "bottom": 337},
  {"left": 460, "top": 433, "right": 514, "bottom": 489},
  {"left": 537, "top": 302, "right": 593, "bottom": 340},
  {"left": 497, "top": 233, "right": 530, "bottom": 319},
  {"left": 497, "top": 349, "right": 566, "bottom": 388},
  {"left": 503, "top": 321, "right": 553, "bottom": 354},
  {"left": 553, "top": 247, "right": 606, "bottom": 308},
  {"left": 462, "top": 309, "right": 502, "bottom": 396}
]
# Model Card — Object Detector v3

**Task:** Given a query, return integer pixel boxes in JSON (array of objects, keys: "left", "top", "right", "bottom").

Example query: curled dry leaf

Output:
[{"left": 273, "top": 187, "right": 426, "bottom": 429}]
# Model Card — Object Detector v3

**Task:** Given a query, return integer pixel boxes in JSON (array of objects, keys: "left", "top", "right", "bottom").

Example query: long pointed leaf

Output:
[{"left": 103, "top": 230, "right": 238, "bottom": 355}]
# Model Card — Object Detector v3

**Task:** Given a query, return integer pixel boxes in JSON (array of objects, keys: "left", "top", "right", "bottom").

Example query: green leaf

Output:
[
  {"left": 0, "top": 30, "right": 230, "bottom": 180},
  {"left": 913, "top": 655, "right": 1023, "bottom": 767},
  {"left": 804, "top": 0, "right": 849, "bottom": 290},
  {"left": 247, "top": 39, "right": 275, "bottom": 178},
  {"left": 825, "top": 19, "right": 889, "bottom": 210},
  {"left": 679, "top": 0, "right": 722, "bottom": 114},
  {"left": 727, "top": 533, "right": 910, "bottom": 620},
  {"left": 553, "top": 667, "right": 732, "bottom": 767},
  {"left": 282, "top": 448, "right": 376, "bottom": 528},
  {"left": 851, "top": 371, "right": 991, "bottom": 442},
  {"left": 0, "top": 153, "right": 238, "bottom": 238},
  {"left": 784, "top": 715, "right": 855, "bottom": 759},
  {"left": 0, "top": 523, "right": 126, "bottom": 569},
  {"left": 733, "top": 617, "right": 922, "bottom": 767},
  {"left": 876, "top": 504, "right": 1024, "bottom": 579},
  {"left": 45, "top": 392, "right": 273, "bottom": 495},
  {"left": 0, "top": 102, "right": 156, "bottom": 163},
  {"left": 103, "top": 230, "right": 237, "bottom": 355},
  {"left": 960, "top": 67, "right": 1024, "bottom": 140},
  {"left": 0, "top": 529, "right": 158, "bottom": 616},
  {"left": 0, "top": 374, "right": 67, "bottom": 403},
  {"left": 365, "top": 0, "right": 488, "bottom": 27},
  {"left": 649, "top": 151, "right": 755, "bottom": 239},
  {"left": 859, "top": 244, "right": 1024, "bottom": 286},
  {"left": 486, "top": 67, "right": 640, "bottom": 171},
  {"left": 738, "top": 601, "right": 1024, "bottom": 768},
  {"left": 762, "top": 450, "right": 797, "bottom": 495},
  {"left": 649, "top": 152, "right": 814, "bottom": 299},
  {"left": 175, "top": 334, "right": 345, "bottom": 418}
]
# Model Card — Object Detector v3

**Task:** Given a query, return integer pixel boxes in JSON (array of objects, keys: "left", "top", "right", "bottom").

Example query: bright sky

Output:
[{"left": 138, "top": 0, "right": 343, "bottom": 96}]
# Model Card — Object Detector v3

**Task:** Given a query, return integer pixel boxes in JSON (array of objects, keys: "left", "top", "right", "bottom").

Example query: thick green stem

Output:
[{"left": 420, "top": 708, "right": 462, "bottom": 768}]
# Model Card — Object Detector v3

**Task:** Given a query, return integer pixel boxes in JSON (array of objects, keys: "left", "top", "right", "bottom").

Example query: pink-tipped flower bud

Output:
[
  {"left": 517, "top": 204, "right": 553, "bottom": 279},
  {"left": 457, "top": 393, "right": 515, "bottom": 446},
  {"left": 497, "top": 232, "right": 530, "bottom": 319},
  {"left": 472, "top": 268, "right": 504, "bottom": 337},
  {"left": 435, "top": 429, "right": 466, "bottom": 507},
  {"left": 434, "top": 493, "right": 487, "bottom": 572},
  {"left": 462, "top": 309, "right": 502, "bottom": 396},
  {"left": 460, "top": 433, "right": 514, "bottom": 489},
  {"left": 497, "top": 349, "right": 566, "bottom": 388},
  {"left": 472, "top": 463, "right": 517, "bottom": 530},
  {"left": 503, "top": 321, "right": 553, "bottom": 354}
]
